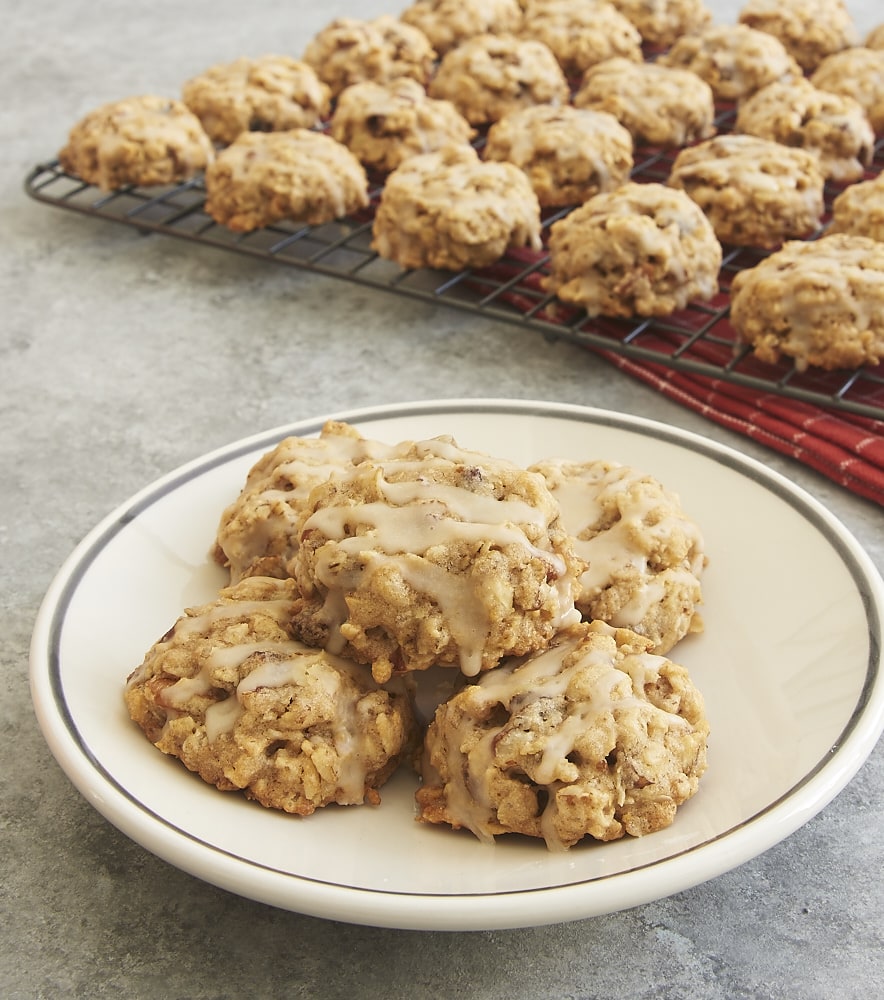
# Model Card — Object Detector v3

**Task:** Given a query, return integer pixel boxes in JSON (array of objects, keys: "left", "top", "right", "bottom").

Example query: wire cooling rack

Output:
[{"left": 24, "top": 123, "right": 884, "bottom": 420}]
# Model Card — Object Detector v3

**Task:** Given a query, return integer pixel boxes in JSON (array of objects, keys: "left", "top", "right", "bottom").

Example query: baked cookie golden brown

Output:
[
  {"left": 416, "top": 620, "right": 710, "bottom": 849},
  {"left": 608, "top": 0, "right": 712, "bottom": 49},
  {"left": 811, "top": 46, "right": 884, "bottom": 134},
  {"left": 738, "top": 0, "right": 858, "bottom": 72},
  {"left": 828, "top": 174, "right": 884, "bottom": 243},
  {"left": 124, "top": 576, "right": 417, "bottom": 815},
  {"left": 400, "top": 0, "right": 523, "bottom": 56},
  {"left": 729, "top": 234, "right": 884, "bottom": 371},
  {"left": 58, "top": 95, "right": 214, "bottom": 191},
  {"left": 867, "top": 23, "right": 884, "bottom": 50}
]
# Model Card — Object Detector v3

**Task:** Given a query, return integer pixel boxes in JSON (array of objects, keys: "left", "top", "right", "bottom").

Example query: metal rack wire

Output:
[{"left": 24, "top": 125, "right": 884, "bottom": 420}]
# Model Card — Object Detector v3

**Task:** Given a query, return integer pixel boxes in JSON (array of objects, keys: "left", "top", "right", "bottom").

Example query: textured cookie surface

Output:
[
  {"left": 828, "top": 175, "right": 884, "bottom": 243},
  {"left": 400, "top": 0, "right": 523, "bottom": 55},
  {"left": 608, "top": 0, "right": 712, "bottom": 49},
  {"left": 811, "top": 46, "right": 884, "bottom": 133},
  {"left": 738, "top": 0, "right": 859, "bottom": 72}
]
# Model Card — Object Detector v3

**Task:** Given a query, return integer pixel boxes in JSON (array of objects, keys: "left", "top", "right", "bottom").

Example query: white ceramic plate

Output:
[{"left": 30, "top": 399, "right": 884, "bottom": 930}]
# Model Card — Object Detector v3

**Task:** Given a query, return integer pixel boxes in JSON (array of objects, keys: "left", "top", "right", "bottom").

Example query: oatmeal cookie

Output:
[
  {"left": 867, "top": 23, "right": 884, "bottom": 50},
  {"left": 214, "top": 421, "right": 393, "bottom": 584},
  {"left": 667, "top": 134, "right": 825, "bottom": 249},
  {"left": 416, "top": 620, "right": 710, "bottom": 849},
  {"left": 124, "top": 576, "right": 417, "bottom": 815},
  {"left": 400, "top": 0, "right": 523, "bottom": 56},
  {"left": 658, "top": 23, "right": 800, "bottom": 102},
  {"left": 290, "top": 434, "right": 583, "bottom": 683},
  {"left": 543, "top": 182, "right": 722, "bottom": 318},
  {"left": 738, "top": 0, "right": 858, "bottom": 73},
  {"left": 530, "top": 459, "right": 705, "bottom": 653},
  {"left": 811, "top": 47, "right": 884, "bottom": 134},
  {"left": 518, "top": 0, "right": 642, "bottom": 79},
  {"left": 483, "top": 104, "right": 633, "bottom": 207},
  {"left": 371, "top": 144, "right": 542, "bottom": 270},
  {"left": 203, "top": 129, "right": 369, "bottom": 232},
  {"left": 329, "top": 78, "right": 475, "bottom": 174},
  {"left": 729, "top": 234, "right": 884, "bottom": 371},
  {"left": 734, "top": 76, "right": 874, "bottom": 183},
  {"left": 181, "top": 55, "right": 330, "bottom": 146},
  {"left": 607, "top": 0, "right": 712, "bottom": 50},
  {"left": 573, "top": 57, "right": 716, "bottom": 148},
  {"left": 58, "top": 95, "right": 213, "bottom": 191},
  {"left": 427, "top": 33, "right": 569, "bottom": 125},
  {"left": 302, "top": 15, "right": 436, "bottom": 98},
  {"left": 828, "top": 174, "right": 884, "bottom": 243}
]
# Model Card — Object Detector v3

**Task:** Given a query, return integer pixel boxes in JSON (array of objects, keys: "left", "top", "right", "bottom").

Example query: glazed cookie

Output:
[
  {"left": 290, "top": 434, "right": 583, "bottom": 683},
  {"left": 828, "top": 174, "right": 884, "bottom": 243},
  {"left": 811, "top": 47, "right": 884, "bottom": 134},
  {"left": 668, "top": 134, "right": 825, "bottom": 249},
  {"left": 124, "top": 576, "right": 417, "bottom": 815},
  {"left": 658, "top": 23, "right": 800, "bottom": 102},
  {"left": 214, "top": 421, "right": 393, "bottom": 584},
  {"left": 729, "top": 234, "right": 884, "bottom": 371},
  {"left": 738, "top": 0, "right": 858, "bottom": 73},
  {"left": 735, "top": 77, "right": 874, "bottom": 183},
  {"left": 302, "top": 15, "right": 436, "bottom": 98},
  {"left": 58, "top": 95, "right": 214, "bottom": 191},
  {"left": 329, "top": 78, "right": 475, "bottom": 174},
  {"left": 204, "top": 129, "right": 369, "bottom": 232},
  {"left": 371, "top": 144, "right": 542, "bottom": 270},
  {"left": 427, "top": 33, "right": 569, "bottom": 125},
  {"left": 416, "top": 620, "right": 710, "bottom": 849},
  {"left": 181, "top": 55, "right": 331, "bottom": 146},
  {"left": 483, "top": 104, "right": 633, "bottom": 207},
  {"left": 400, "top": 0, "right": 523, "bottom": 56},
  {"left": 574, "top": 57, "right": 716, "bottom": 148},
  {"left": 543, "top": 182, "right": 722, "bottom": 318},
  {"left": 608, "top": 0, "right": 712, "bottom": 50},
  {"left": 518, "top": 0, "right": 642, "bottom": 79}
]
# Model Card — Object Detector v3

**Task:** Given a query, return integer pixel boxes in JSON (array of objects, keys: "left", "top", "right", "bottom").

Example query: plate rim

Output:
[{"left": 29, "top": 398, "right": 884, "bottom": 930}]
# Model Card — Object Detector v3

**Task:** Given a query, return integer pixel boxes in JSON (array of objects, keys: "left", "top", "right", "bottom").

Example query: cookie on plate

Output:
[
  {"left": 483, "top": 104, "right": 633, "bottom": 207},
  {"left": 607, "top": 0, "right": 712, "bottom": 50},
  {"left": 530, "top": 459, "right": 706, "bottom": 653},
  {"left": 427, "top": 33, "right": 569, "bottom": 125},
  {"left": 738, "top": 0, "right": 859, "bottom": 73},
  {"left": 58, "top": 95, "right": 214, "bottom": 191},
  {"left": 543, "top": 181, "right": 722, "bottom": 318},
  {"left": 828, "top": 174, "right": 884, "bottom": 243},
  {"left": 400, "top": 0, "right": 523, "bottom": 56},
  {"left": 302, "top": 15, "right": 436, "bottom": 98},
  {"left": 329, "top": 78, "right": 475, "bottom": 174},
  {"left": 518, "top": 0, "right": 643, "bottom": 79},
  {"left": 658, "top": 23, "right": 800, "bottom": 102},
  {"left": 416, "top": 620, "right": 710, "bottom": 849},
  {"left": 370, "top": 144, "right": 542, "bottom": 270},
  {"left": 734, "top": 76, "right": 874, "bottom": 183},
  {"left": 203, "top": 129, "right": 369, "bottom": 232},
  {"left": 573, "top": 57, "right": 716, "bottom": 148},
  {"left": 124, "top": 576, "right": 418, "bottom": 815},
  {"left": 667, "top": 134, "right": 825, "bottom": 249},
  {"left": 811, "top": 46, "right": 884, "bottom": 134},
  {"left": 181, "top": 55, "right": 331, "bottom": 146},
  {"left": 729, "top": 234, "right": 884, "bottom": 371},
  {"left": 290, "top": 434, "right": 583, "bottom": 683}
]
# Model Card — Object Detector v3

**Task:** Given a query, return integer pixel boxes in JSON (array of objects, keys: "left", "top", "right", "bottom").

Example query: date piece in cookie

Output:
[
  {"left": 427, "top": 32, "right": 569, "bottom": 125},
  {"left": 729, "top": 234, "right": 884, "bottom": 371},
  {"left": 668, "top": 134, "right": 825, "bottom": 249},
  {"left": 574, "top": 57, "right": 716, "bottom": 148},
  {"left": 738, "top": 0, "right": 858, "bottom": 73},
  {"left": 416, "top": 620, "right": 710, "bottom": 849},
  {"left": 734, "top": 76, "right": 874, "bottom": 184},
  {"left": 608, "top": 0, "right": 712, "bottom": 50},
  {"left": 58, "top": 95, "right": 214, "bottom": 191},
  {"left": 518, "top": 0, "right": 642, "bottom": 79},
  {"left": 330, "top": 78, "right": 475, "bottom": 174},
  {"left": 302, "top": 15, "right": 436, "bottom": 98},
  {"left": 484, "top": 104, "right": 633, "bottom": 207},
  {"left": 214, "top": 420, "right": 393, "bottom": 584},
  {"left": 811, "top": 47, "right": 884, "bottom": 134},
  {"left": 530, "top": 459, "right": 705, "bottom": 653},
  {"left": 204, "top": 129, "right": 369, "bottom": 232},
  {"left": 828, "top": 174, "right": 884, "bottom": 243},
  {"left": 290, "top": 434, "right": 583, "bottom": 683},
  {"left": 371, "top": 144, "right": 542, "bottom": 270},
  {"left": 124, "top": 576, "right": 417, "bottom": 815},
  {"left": 543, "top": 181, "right": 722, "bottom": 318},
  {"left": 181, "top": 55, "right": 331, "bottom": 146},
  {"left": 658, "top": 23, "right": 800, "bottom": 102},
  {"left": 400, "top": 0, "right": 523, "bottom": 56}
]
